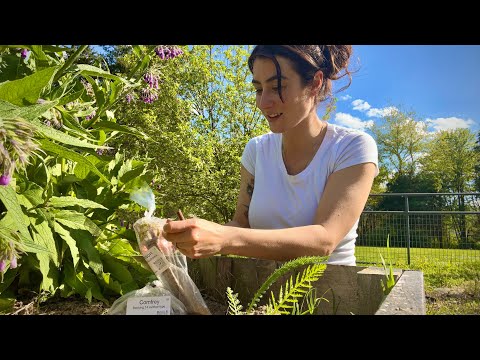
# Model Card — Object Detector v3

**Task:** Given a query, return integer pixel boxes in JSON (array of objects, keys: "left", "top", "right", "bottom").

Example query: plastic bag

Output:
[{"left": 108, "top": 216, "right": 211, "bottom": 315}]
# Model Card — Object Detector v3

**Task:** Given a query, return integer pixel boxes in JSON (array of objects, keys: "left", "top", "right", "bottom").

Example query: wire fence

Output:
[{"left": 356, "top": 193, "right": 480, "bottom": 266}]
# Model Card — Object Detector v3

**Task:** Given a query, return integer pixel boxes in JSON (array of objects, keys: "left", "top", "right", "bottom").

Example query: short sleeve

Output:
[
  {"left": 333, "top": 132, "right": 379, "bottom": 176},
  {"left": 241, "top": 138, "right": 256, "bottom": 176}
]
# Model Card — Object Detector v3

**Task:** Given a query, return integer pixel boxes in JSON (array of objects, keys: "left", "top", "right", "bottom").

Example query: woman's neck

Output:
[
  {"left": 282, "top": 115, "right": 325, "bottom": 155},
  {"left": 281, "top": 115, "right": 328, "bottom": 175}
]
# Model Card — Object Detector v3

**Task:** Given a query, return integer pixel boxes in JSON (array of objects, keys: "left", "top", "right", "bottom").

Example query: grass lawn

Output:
[{"left": 356, "top": 246, "right": 480, "bottom": 315}]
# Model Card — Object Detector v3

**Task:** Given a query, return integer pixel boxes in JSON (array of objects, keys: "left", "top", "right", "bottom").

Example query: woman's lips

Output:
[{"left": 266, "top": 113, "right": 283, "bottom": 122}]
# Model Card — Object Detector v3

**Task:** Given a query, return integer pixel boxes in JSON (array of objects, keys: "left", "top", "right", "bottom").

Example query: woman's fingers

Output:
[{"left": 163, "top": 218, "right": 196, "bottom": 233}]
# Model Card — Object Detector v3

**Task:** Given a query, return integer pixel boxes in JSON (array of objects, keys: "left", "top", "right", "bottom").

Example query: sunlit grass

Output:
[{"left": 357, "top": 247, "right": 480, "bottom": 315}]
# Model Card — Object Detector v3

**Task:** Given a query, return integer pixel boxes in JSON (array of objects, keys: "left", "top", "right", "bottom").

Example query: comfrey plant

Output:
[
  {"left": 0, "top": 117, "right": 39, "bottom": 185},
  {"left": 226, "top": 256, "right": 329, "bottom": 315},
  {"left": 124, "top": 45, "right": 183, "bottom": 105},
  {"left": 0, "top": 230, "right": 25, "bottom": 282},
  {"left": 0, "top": 45, "right": 186, "bottom": 311}
]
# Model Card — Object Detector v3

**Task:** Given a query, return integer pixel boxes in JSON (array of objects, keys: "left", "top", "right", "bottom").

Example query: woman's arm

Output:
[
  {"left": 221, "top": 162, "right": 377, "bottom": 260},
  {"left": 163, "top": 162, "right": 376, "bottom": 261},
  {"left": 224, "top": 165, "right": 254, "bottom": 228}
]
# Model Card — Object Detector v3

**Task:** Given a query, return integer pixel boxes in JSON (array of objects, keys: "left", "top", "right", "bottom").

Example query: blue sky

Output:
[
  {"left": 93, "top": 45, "right": 480, "bottom": 135},
  {"left": 328, "top": 45, "right": 480, "bottom": 135}
]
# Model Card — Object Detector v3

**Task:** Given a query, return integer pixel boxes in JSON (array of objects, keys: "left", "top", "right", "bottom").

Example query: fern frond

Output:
[
  {"left": 226, "top": 286, "right": 244, "bottom": 315},
  {"left": 246, "top": 255, "right": 328, "bottom": 313},
  {"left": 266, "top": 263, "right": 327, "bottom": 315}
]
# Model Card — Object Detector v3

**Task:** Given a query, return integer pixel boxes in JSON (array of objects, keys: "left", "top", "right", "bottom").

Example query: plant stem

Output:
[{"left": 53, "top": 45, "right": 89, "bottom": 83}]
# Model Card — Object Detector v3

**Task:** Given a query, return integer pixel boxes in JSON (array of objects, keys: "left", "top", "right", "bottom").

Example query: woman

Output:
[{"left": 162, "top": 45, "right": 378, "bottom": 266}]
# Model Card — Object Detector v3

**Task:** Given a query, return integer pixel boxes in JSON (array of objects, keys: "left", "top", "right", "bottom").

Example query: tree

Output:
[
  {"left": 420, "top": 128, "right": 479, "bottom": 247},
  {"left": 108, "top": 45, "right": 269, "bottom": 223},
  {"left": 474, "top": 131, "right": 480, "bottom": 192},
  {"left": 369, "top": 107, "right": 429, "bottom": 180}
]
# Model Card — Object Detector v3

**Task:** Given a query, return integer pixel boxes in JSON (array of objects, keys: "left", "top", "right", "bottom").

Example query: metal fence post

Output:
[{"left": 404, "top": 195, "right": 411, "bottom": 265}]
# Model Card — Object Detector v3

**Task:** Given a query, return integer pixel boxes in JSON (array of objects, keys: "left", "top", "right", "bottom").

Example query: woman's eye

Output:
[{"left": 255, "top": 89, "right": 263, "bottom": 94}]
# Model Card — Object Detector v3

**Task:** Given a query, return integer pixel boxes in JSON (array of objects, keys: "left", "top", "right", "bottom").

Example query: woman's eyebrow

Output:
[{"left": 251, "top": 75, "right": 288, "bottom": 84}]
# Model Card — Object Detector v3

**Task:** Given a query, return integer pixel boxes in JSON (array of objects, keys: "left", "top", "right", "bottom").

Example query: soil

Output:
[
  {"left": 7, "top": 293, "right": 230, "bottom": 315},
  {"left": 6, "top": 285, "right": 477, "bottom": 315}
]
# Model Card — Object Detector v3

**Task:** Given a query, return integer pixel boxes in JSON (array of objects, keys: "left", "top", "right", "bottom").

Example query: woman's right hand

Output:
[{"left": 162, "top": 217, "right": 230, "bottom": 259}]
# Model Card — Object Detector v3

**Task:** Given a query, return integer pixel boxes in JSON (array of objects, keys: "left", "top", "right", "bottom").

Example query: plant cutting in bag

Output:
[{"left": 108, "top": 183, "right": 210, "bottom": 315}]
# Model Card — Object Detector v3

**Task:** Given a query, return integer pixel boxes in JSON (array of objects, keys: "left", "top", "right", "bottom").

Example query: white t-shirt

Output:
[{"left": 240, "top": 122, "right": 379, "bottom": 266}]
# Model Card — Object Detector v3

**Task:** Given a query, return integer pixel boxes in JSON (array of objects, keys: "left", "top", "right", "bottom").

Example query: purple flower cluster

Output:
[
  {"left": 0, "top": 174, "right": 11, "bottom": 186},
  {"left": 140, "top": 87, "right": 159, "bottom": 104},
  {"left": 86, "top": 110, "right": 96, "bottom": 121},
  {"left": 143, "top": 72, "right": 159, "bottom": 89},
  {"left": 155, "top": 46, "right": 183, "bottom": 60},
  {"left": 0, "top": 238, "right": 22, "bottom": 276},
  {"left": 1, "top": 118, "right": 38, "bottom": 186},
  {"left": 125, "top": 93, "right": 135, "bottom": 103},
  {"left": 80, "top": 78, "right": 95, "bottom": 97},
  {"left": 20, "top": 49, "right": 29, "bottom": 59}
]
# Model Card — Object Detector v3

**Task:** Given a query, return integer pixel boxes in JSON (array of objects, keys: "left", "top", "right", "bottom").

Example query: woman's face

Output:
[{"left": 252, "top": 56, "right": 316, "bottom": 133}]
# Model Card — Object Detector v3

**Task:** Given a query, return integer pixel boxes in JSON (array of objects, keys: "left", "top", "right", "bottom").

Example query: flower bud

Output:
[
  {"left": 0, "top": 258, "right": 6, "bottom": 272},
  {"left": 10, "top": 255, "right": 17, "bottom": 269},
  {"left": 0, "top": 174, "right": 11, "bottom": 186}
]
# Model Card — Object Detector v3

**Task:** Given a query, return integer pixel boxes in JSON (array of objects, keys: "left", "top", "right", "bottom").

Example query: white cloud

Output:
[
  {"left": 338, "top": 95, "right": 352, "bottom": 101},
  {"left": 350, "top": 99, "right": 397, "bottom": 118},
  {"left": 425, "top": 117, "right": 476, "bottom": 132},
  {"left": 351, "top": 99, "right": 371, "bottom": 112},
  {"left": 366, "top": 106, "right": 397, "bottom": 118},
  {"left": 334, "top": 112, "right": 374, "bottom": 131}
]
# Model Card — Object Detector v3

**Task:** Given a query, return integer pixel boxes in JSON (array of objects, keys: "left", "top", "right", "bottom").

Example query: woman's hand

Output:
[{"left": 162, "top": 217, "right": 229, "bottom": 258}]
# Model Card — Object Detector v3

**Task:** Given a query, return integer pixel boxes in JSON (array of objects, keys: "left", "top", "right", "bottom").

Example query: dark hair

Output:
[{"left": 247, "top": 45, "right": 353, "bottom": 104}]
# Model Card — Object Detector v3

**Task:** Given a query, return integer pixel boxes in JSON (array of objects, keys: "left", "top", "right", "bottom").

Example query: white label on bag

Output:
[
  {"left": 126, "top": 296, "right": 171, "bottom": 315},
  {"left": 143, "top": 246, "right": 169, "bottom": 277}
]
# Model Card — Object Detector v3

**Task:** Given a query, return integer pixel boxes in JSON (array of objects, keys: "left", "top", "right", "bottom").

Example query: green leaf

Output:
[
  {"left": 17, "top": 181, "right": 44, "bottom": 207},
  {"left": 0, "top": 66, "right": 58, "bottom": 106},
  {"left": 77, "top": 64, "right": 130, "bottom": 84},
  {"left": 41, "top": 45, "right": 72, "bottom": 53},
  {"left": 92, "top": 120, "right": 150, "bottom": 140},
  {"left": 54, "top": 223, "right": 80, "bottom": 268},
  {"left": 119, "top": 166, "right": 146, "bottom": 186},
  {"left": 0, "top": 99, "right": 58, "bottom": 120},
  {"left": 54, "top": 210, "right": 102, "bottom": 237},
  {"left": 29, "top": 209, "right": 59, "bottom": 265},
  {"left": 57, "top": 89, "right": 84, "bottom": 106},
  {"left": 0, "top": 227, "right": 48, "bottom": 254},
  {"left": 0, "top": 298, "right": 15, "bottom": 314},
  {"left": 38, "top": 138, "right": 111, "bottom": 184},
  {"left": 0, "top": 183, "right": 32, "bottom": 241},
  {"left": 70, "top": 229, "right": 104, "bottom": 277},
  {"left": 101, "top": 254, "right": 134, "bottom": 284},
  {"left": 49, "top": 196, "right": 108, "bottom": 210},
  {"left": 32, "top": 119, "right": 106, "bottom": 149}
]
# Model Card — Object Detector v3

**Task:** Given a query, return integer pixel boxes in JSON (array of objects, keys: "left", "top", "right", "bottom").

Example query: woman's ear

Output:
[{"left": 311, "top": 70, "right": 323, "bottom": 93}]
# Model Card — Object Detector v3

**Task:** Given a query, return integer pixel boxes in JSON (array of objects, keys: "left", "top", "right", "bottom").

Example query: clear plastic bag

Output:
[{"left": 107, "top": 216, "right": 211, "bottom": 315}]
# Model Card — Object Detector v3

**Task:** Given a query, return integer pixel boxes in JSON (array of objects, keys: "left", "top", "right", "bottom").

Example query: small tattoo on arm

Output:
[
  {"left": 246, "top": 179, "right": 254, "bottom": 199},
  {"left": 244, "top": 179, "right": 254, "bottom": 220}
]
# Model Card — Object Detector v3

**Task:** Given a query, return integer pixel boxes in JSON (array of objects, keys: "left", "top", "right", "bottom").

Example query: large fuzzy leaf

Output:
[
  {"left": 54, "top": 210, "right": 101, "bottom": 237},
  {"left": 54, "top": 223, "right": 80, "bottom": 268},
  {"left": 38, "top": 138, "right": 111, "bottom": 184},
  {"left": 76, "top": 64, "right": 130, "bottom": 84},
  {"left": 93, "top": 120, "right": 149, "bottom": 140},
  {"left": 0, "top": 99, "right": 58, "bottom": 120},
  {"left": 28, "top": 209, "right": 59, "bottom": 266},
  {"left": 33, "top": 120, "right": 107, "bottom": 149},
  {"left": 0, "top": 66, "right": 58, "bottom": 106},
  {"left": 0, "top": 182, "right": 33, "bottom": 241},
  {"left": 48, "top": 196, "right": 107, "bottom": 210}
]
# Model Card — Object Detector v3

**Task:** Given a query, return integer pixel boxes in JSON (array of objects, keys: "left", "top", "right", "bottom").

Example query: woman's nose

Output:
[{"left": 258, "top": 91, "right": 274, "bottom": 110}]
